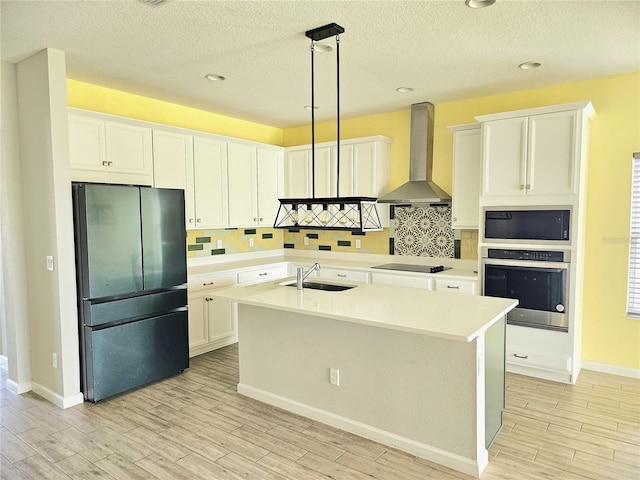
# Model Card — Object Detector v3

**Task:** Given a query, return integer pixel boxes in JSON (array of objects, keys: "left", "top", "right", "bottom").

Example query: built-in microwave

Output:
[{"left": 483, "top": 207, "right": 571, "bottom": 243}]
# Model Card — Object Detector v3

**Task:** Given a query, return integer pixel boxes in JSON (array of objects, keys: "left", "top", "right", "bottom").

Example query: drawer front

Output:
[
  {"left": 238, "top": 264, "right": 288, "bottom": 285},
  {"left": 507, "top": 349, "right": 571, "bottom": 373},
  {"left": 189, "top": 273, "right": 237, "bottom": 293},
  {"left": 371, "top": 272, "right": 432, "bottom": 289},
  {"left": 318, "top": 268, "right": 370, "bottom": 283},
  {"left": 434, "top": 278, "right": 477, "bottom": 295}
]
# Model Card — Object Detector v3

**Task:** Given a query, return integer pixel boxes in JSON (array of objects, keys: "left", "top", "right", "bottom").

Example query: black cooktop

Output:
[{"left": 371, "top": 263, "right": 452, "bottom": 274}]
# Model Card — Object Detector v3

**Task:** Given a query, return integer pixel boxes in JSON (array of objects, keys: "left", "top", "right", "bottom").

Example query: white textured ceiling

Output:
[{"left": 2, "top": 0, "right": 639, "bottom": 127}]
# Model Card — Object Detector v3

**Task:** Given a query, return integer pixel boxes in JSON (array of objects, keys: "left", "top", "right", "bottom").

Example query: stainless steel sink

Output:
[{"left": 281, "top": 281, "right": 355, "bottom": 292}]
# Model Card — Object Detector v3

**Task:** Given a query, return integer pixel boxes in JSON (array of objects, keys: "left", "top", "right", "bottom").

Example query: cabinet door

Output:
[
  {"left": 527, "top": 110, "right": 578, "bottom": 196},
  {"left": 69, "top": 115, "right": 106, "bottom": 172},
  {"left": 482, "top": 117, "right": 528, "bottom": 197},
  {"left": 187, "top": 294, "right": 209, "bottom": 351},
  {"left": 284, "top": 150, "right": 310, "bottom": 198},
  {"left": 227, "top": 143, "right": 257, "bottom": 227},
  {"left": 257, "top": 148, "right": 282, "bottom": 227},
  {"left": 313, "top": 146, "right": 333, "bottom": 197},
  {"left": 105, "top": 121, "right": 153, "bottom": 177},
  {"left": 192, "top": 137, "right": 228, "bottom": 228},
  {"left": 333, "top": 144, "right": 354, "bottom": 197},
  {"left": 152, "top": 130, "right": 191, "bottom": 190},
  {"left": 451, "top": 127, "right": 481, "bottom": 229},
  {"left": 353, "top": 142, "right": 377, "bottom": 196},
  {"left": 206, "top": 295, "right": 236, "bottom": 343}
]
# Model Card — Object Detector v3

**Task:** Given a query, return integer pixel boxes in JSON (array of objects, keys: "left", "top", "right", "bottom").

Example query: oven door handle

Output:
[{"left": 482, "top": 258, "right": 569, "bottom": 269}]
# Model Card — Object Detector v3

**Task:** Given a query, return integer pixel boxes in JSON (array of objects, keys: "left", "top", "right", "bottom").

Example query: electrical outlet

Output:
[
  {"left": 52, "top": 352, "right": 58, "bottom": 369},
  {"left": 304, "top": 237, "right": 309, "bottom": 246},
  {"left": 46, "top": 255, "right": 54, "bottom": 271},
  {"left": 329, "top": 367, "right": 340, "bottom": 386},
  {"left": 216, "top": 239, "right": 223, "bottom": 249},
  {"left": 249, "top": 238, "right": 254, "bottom": 247},
  {"left": 355, "top": 239, "right": 361, "bottom": 249}
]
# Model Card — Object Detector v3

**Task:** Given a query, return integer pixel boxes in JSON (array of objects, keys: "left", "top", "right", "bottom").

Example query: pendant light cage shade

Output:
[{"left": 274, "top": 197, "right": 382, "bottom": 232}]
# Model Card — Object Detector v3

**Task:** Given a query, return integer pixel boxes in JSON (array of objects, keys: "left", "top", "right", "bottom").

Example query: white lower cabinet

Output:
[
  {"left": 316, "top": 267, "right": 370, "bottom": 283},
  {"left": 188, "top": 272, "right": 237, "bottom": 357},
  {"left": 434, "top": 278, "right": 478, "bottom": 295},
  {"left": 371, "top": 272, "right": 432, "bottom": 290},
  {"left": 237, "top": 264, "right": 288, "bottom": 285}
]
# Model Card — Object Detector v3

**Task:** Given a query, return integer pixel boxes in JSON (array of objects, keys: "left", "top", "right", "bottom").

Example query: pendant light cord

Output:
[
  {"left": 336, "top": 34, "right": 340, "bottom": 198},
  {"left": 310, "top": 40, "right": 316, "bottom": 199}
]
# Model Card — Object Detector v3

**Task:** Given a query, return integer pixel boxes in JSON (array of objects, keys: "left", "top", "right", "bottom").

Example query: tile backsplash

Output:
[{"left": 187, "top": 220, "right": 478, "bottom": 260}]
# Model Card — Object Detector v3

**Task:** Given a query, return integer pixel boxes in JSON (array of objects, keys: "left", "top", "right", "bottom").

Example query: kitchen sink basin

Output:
[{"left": 281, "top": 281, "right": 355, "bottom": 292}]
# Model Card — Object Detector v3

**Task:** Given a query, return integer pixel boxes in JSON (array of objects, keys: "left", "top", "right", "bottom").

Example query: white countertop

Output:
[{"left": 213, "top": 277, "right": 517, "bottom": 343}]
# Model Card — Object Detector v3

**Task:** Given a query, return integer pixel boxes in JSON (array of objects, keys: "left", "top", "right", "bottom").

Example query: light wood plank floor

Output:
[{"left": 1, "top": 344, "right": 638, "bottom": 479}]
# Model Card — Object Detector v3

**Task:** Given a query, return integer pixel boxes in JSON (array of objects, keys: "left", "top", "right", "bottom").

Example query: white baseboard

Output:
[
  {"left": 238, "top": 383, "right": 486, "bottom": 478},
  {"left": 581, "top": 361, "right": 640, "bottom": 379},
  {"left": 6, "top": 378, "right": 32, "bottom": 395},
  {"left": 31, "top": 382, "right": 84, "bottom": 409}
]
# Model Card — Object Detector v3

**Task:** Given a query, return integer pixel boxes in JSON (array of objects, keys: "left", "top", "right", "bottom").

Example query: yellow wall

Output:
[
  {"left": 67, "top": 72, "right": 640, "bottom": 369},
  {"left": 66, "top": 79, "right": 282, "bottom": 145}
]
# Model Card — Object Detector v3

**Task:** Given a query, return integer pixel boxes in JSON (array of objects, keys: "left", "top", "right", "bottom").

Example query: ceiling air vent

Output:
[{"left": 138, "top": 0, "right": 169, "bottom": 6}]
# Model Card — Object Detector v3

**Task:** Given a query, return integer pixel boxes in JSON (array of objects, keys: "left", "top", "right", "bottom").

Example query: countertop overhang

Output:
[{"left": 213, "top": 278, "right": 517, "bottom": 342}]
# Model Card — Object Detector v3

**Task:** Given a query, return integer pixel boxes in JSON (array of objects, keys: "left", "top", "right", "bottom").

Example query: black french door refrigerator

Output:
[{"left": 72, "top": 183, "right": 189, "bottom": 402}]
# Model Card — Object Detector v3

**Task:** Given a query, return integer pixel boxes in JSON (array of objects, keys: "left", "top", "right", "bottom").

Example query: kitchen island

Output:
[{"left": 213, "top": 279, "right": 517, "bottom": 477}]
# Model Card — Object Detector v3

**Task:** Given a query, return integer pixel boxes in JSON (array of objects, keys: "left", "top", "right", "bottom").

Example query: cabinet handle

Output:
[
  {"left": 519, "top": 184, "right": 525, "bottom": 190},
  {"left": 102, "top": 161, "right": 108, "bottom": 166},
  {"left": 526, "top": 184, "right": 531, "bottom": 189},
  {"left": 259, "top": 272, "right": 268, "bottom": 276},
  {"left": 253, "top": 218, "right": 257, "bottom": 222},
  {"left": 108, "top": 161, "right": 113, "bottom": 166},
  {"left": 259, "top": 218, "right": 263, "bottom": 222},
  {"left": 446, "top": 285, "right": 460, "bottom": 289},
  {"left": 203, "top": 282, "right": 215, "bottom": 286},
  {"left": 337, "top": 274, "right": 347, "bottom": 278},
  {"left": 513, "top": 353, "right": 529, "bottom": 359},
  {"left": 453, "top": 216, "right": 457, "bottom": 221},
  {"left": 197, "top": 219, "right": 202, "bottom": 223},
  {"left": 188, "top": 218, "right": 194, "bottom": 223}
]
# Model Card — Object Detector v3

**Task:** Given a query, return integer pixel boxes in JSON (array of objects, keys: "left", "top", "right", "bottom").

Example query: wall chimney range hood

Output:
[{"left": 378, "top": 102, "right": 451, "bottom": 204}]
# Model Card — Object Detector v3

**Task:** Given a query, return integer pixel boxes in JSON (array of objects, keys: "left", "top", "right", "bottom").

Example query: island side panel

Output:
[{"left": 237, "top": 304, "right": 481, "bottom": 465}]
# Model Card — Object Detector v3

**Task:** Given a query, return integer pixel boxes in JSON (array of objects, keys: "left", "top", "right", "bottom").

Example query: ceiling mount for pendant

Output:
[{"left": 274, "top": 22, "right": 382, "bottom": 233}]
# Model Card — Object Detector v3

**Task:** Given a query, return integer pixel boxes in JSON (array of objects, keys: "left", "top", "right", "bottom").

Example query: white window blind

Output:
[{"left": 627, "top": 152, "right": 640, "bottom": 318}]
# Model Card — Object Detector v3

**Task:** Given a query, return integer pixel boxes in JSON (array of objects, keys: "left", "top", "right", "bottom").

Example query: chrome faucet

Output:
[{"left": 296, "top": 263, "right": 320, "bottom": 290}]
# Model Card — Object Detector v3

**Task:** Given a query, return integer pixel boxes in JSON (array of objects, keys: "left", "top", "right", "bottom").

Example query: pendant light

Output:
[{"left": 274, "top": 23, "right": 382, "bottom": 232}]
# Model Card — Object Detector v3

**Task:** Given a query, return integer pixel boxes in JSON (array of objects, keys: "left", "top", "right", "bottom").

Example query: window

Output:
[{"left": 627, "top": 152, "right": 640, "bottom": 318}]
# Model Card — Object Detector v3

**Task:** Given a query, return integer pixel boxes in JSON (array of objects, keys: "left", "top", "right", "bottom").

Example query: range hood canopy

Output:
[{"left": 378, "top": 102, "right": 451, "bottom": 204}]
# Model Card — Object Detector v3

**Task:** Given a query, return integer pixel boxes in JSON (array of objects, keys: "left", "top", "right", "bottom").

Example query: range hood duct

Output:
[{"left": 378, "top": 102, "right": 451, "bottom": 204}]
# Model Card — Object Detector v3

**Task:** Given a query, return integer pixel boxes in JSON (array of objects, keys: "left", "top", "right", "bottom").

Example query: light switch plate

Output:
[{"left": 46, "top": 256, "right": 54, "bottom": 271}]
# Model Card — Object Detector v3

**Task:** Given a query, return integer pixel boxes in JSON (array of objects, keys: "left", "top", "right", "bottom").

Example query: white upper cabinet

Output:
[
  {"left": 227, "top": 142, "right": 258, "bottom": 227},
  {"left": 152, "top": 129, "right": 191, "bottom": 190},
  {"left": 192, "top": 136, "right": 228, "bottom": 229},
  {"left": 256, "top": 148, "right": 283, "bottom": 227},
  {"left": 284, "top": 149, "right": 311, "bottom": 198},
  {"left": 283, "top": 136, "right": 391, "bottom": 226},
  {"left": 477, "top": 102, "right": 595, "bottom": 204},
  {"left": 449, "top": 124, "right": 481, "bottom": 229},
  {"left": 69, "top": 111, "right": 153, "bottom": 185},
  {"left": 227, "top": 143, "right": 283, "bottom": 228}
]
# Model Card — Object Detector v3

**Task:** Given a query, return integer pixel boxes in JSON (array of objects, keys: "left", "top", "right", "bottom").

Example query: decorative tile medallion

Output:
[{"left": 393, "top": 206, "right": 454, "bottom": 257}]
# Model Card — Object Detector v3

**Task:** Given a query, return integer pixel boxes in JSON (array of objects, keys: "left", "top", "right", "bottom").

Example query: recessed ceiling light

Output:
[
  {"left": 205, "top": 74, "right": 226, "bottom": 81},
  {"left": 518, "top": 61, "right": 542, "bottom": 70},
  {"left": 396, "top": 87, "right": 415, "bottom": 93},
  {"left": 304, "top": 105, "right": 319, "bottom": 110},
  {"left": 313, "top": 44, "right": 333, "bottom": 53},
  {"left": 465, "top": 0, "right": 496, "bottom": 8}
]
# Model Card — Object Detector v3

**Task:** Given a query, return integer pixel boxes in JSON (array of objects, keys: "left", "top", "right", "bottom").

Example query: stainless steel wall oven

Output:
[{"left": 482, "top": 248, "right": 570, "bottom": 332}]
